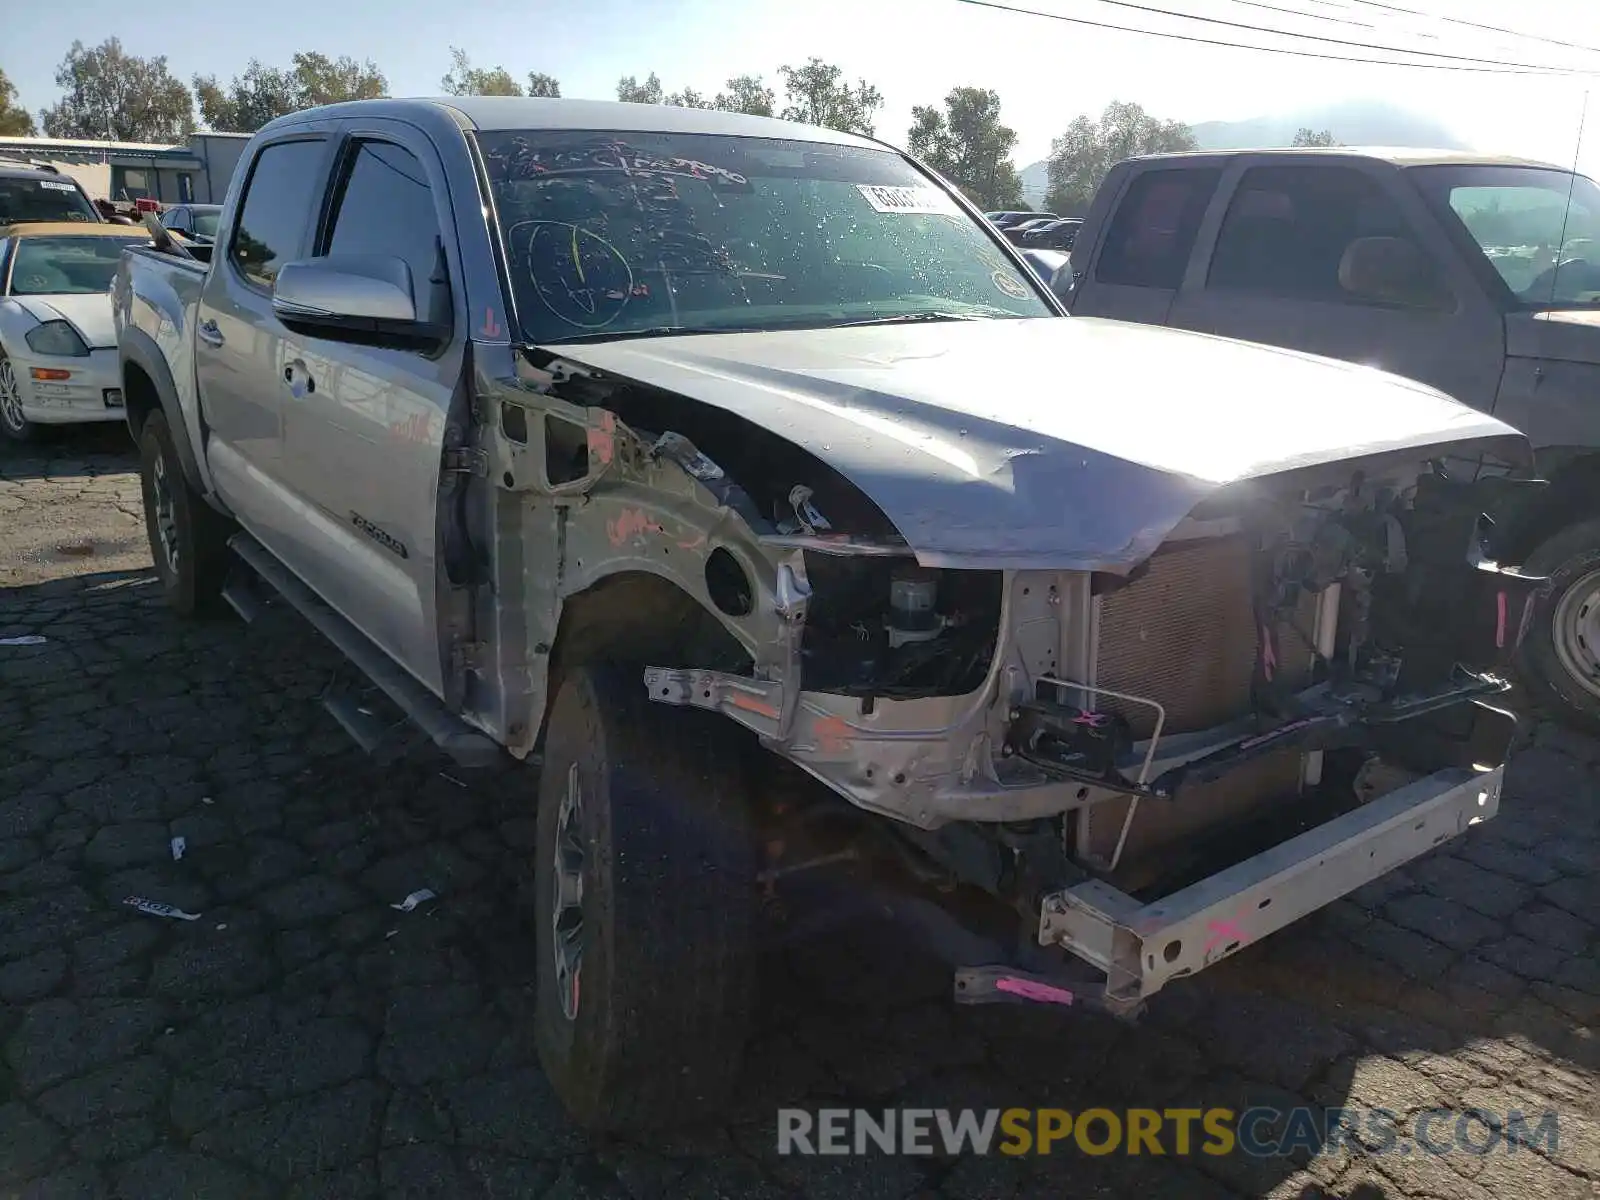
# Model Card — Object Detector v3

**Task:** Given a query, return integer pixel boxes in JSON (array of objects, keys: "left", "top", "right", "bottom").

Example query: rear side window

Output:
[
  {"left": 321, "top": 141, "right": 442, "bottom": 313},
  {"left": 1095, "top": 168, "right": 1220, "bottom": 289},
  {"left": 1208, "top": 164, "right": 1447, "bottom": 307},
  {"left": 229, "top": 139, "right": 326, "bottom": 289}
]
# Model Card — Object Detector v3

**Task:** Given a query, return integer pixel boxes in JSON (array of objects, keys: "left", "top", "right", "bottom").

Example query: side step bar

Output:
[{"left": 229, "top": 533, "right": 501, "bottom": 768}]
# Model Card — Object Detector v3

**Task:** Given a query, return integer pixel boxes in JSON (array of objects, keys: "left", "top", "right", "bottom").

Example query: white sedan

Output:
[{"left": 0, "top": 222, "right": 151, "bottom": 442}]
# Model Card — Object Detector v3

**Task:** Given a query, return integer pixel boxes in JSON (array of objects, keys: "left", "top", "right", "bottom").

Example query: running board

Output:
[{"left": 229, "top": 533, "right": 501, "bottom": 768}]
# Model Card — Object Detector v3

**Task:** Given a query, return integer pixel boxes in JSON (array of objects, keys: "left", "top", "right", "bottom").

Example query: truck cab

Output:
[{"left": 1065, "top": 147, "right": 1600, "bottom": 730}]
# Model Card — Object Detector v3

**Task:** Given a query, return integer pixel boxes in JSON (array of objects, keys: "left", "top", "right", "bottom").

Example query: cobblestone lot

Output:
[{"left": 1, "top": 431, "right": 1597, "bottom": 1200}]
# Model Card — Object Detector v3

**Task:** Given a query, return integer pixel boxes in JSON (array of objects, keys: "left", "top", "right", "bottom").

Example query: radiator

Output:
[{"left": 1083, "top": 534, "right": 1316, "bottom": 873}]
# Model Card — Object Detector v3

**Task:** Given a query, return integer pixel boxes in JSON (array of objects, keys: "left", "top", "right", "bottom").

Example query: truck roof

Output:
[
  {"left": 1127, "top": 146, "right": 1566, "bottom": 171},
  {"left": 262, "top": 96, "right": 885, "bottom": 152}
]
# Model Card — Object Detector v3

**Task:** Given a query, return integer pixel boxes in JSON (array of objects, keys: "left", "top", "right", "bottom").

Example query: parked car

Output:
[
  {"left": 0, "top": 157, "right": 103, "bottom": 228},
  {"left": 985, "top": 209, "right": 1056, "bottom": 229},
  {"left": 0, "top": 222, "right": 150, "bottom": 440},
  {"left": 1018, "top": 216, "right": 1082, "bottom": 250},
  {"left": 160, "top": 203, "right": 222, "bottom": 244},
  {"left": 1062, "top": 146, "right": 1600, "bottom": 731},
  {"left": 116, "top": 98, "right": 1536, "bottom": 1133},
  {"left": 1003, "top": 217, "right": 1060, "bottom": 243}
]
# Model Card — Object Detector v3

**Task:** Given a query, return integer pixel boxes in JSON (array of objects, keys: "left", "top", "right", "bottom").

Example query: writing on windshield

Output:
[{"left": 476, "top": 128, "right": 1049, "bottom": 343}]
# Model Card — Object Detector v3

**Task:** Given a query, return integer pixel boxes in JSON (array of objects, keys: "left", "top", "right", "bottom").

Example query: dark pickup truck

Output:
[{"left": 1062, "top": 147, "right": 1600, "bottom": 730}]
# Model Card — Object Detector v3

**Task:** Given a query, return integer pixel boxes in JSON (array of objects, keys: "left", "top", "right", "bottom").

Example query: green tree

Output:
[
  {"left": 715, "top": 74, "right": 774, "bottom": 117},
  {"left": 291, "top": 52, "right": 386, "bottom": 106},
  {"left": 441, "top": 47, "right": 523, "bottom": 97},
  {"left": 0, "top": 67, "right": 36, "bottom": 136},
  {"left": 42, "top": 38, "right": 193, "bottom": 142},
  {"left": 908, "top": 87, "right": 1021, "bottom": 210},
  {"left": 1045, "top": 100, "right": 1197, "bottom": 216},
  {"left": 616, "top": 73, "right": 664, "bottom": 104},
  {"left": 526, "top": 72, "right": 561, "bottom": 98},
  {"left": 778, "top": 58, "right": 882, "bottom": 136},
  {"left": 1291, "top": 127, "right": 1339, "bottom": 147},
  {"left": 193, "top": 61, "right": 299, "bottom": 133},
  {"left": 666, "top": 86, "right": 713, "bottom": 109}
]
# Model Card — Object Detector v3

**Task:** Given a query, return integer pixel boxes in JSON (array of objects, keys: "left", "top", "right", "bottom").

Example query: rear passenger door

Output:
[
  {"left": 1068, "top": 166, "right": 1223, "bottom": 326},
  {"left": 194, "top": 134, "right": 332, "bottom": 541},
  {"left": 1166, "top": 161, "right": 1504, "bottom": 408},
  {"left": 278, "top": 124, "right": 464, "bottom": 696}
]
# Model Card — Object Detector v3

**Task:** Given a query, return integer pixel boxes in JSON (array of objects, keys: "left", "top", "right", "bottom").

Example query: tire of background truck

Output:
[
  {"left": 0, "top": 353, "right": 38, "bottom": 443},
  {"left": 533, "top": 662, "right": 757, "bottom": 1132},
  {"left": 1515, "top": 517, "right": 1600, "bottom": 734},
  {"left": 137, "top": 409, "right": 231, "bottom": 617}
]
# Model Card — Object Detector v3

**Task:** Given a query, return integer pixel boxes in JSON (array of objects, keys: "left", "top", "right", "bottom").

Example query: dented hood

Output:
[{"left": 549, "top": 316, "right": 1529, "bottom": 572}]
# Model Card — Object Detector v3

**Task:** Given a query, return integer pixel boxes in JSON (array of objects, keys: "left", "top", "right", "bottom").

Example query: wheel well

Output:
[
  {"left": 1498, "top": 452, "right": 1600, "bottom": 560},
  {"left": 537, "top": 571, "right": 756, "bottom": 753},
  {"left": 549, "top": 571, "right": 754, "bottom": 684},
  {"left": 122, "top": 359, "right": 159, "bottom": 440}
]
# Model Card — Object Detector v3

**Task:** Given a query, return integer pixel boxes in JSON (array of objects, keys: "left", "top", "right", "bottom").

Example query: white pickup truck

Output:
[{"left": 114, "top": 96, "right": 1541, "bottom": 1132}]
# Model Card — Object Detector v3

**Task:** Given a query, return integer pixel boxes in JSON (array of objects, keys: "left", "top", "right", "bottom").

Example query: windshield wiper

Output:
[
  {"left": 545, "top": 324, "right": 756, "bottom": 345},
  {"left": 828, "top": 310, "right": 1005, "bottom": 328}
]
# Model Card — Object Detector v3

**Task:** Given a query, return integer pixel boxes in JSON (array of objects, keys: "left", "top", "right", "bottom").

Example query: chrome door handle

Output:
[
  {"left": 282, "top": 359, "right": 316, "bottom": 397},
  {"left": 197, "top": 319, "right": 224, "bottom": 348}
]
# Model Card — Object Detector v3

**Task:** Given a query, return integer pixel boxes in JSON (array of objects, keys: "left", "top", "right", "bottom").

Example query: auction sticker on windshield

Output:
[
  {"left": 38, "top": 181, "right": 78, "bottom": 191},
  {"left": 856, "top": 185, "right": 959, "bottom": 216}
]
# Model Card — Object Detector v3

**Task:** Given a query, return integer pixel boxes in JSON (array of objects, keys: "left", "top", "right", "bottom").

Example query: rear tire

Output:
[
  {"left": 1514, "top": 517, "right": 1600, "bottom": 734},
  {"left": 0, "top": 353, "right": 37, "bottom": 443},
  {"left": 137, "top": 409, "right": 231, "bottom": 616},
  {"left": 533, "top": 663, "right": 757, "bottom": 1132}
]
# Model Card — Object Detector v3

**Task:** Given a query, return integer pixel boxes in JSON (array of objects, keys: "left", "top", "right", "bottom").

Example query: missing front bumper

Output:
[{"left": 1036, "top": 764, "right": 1503, "bottom": 1012}]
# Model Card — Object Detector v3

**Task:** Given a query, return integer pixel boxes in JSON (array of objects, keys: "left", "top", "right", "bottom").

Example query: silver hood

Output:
[
  {"left": 17, "top": 294, "right": 117, "bottom": 350},
  {"left": 550, "top": 316, "right": 1529, "bottom": 572}
]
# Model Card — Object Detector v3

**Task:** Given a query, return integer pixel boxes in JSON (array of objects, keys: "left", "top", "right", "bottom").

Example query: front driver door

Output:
[{"left": 277, "top": 124, "right": 465, "bottom": 696}]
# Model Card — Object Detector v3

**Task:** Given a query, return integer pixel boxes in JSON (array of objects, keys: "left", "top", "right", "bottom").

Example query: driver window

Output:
[
  {"left": 1208, "top": 164, "right": 1451, "bottom": 309},
  {"left": 321, "top": 140, "right": 445, "bottom": 319}
]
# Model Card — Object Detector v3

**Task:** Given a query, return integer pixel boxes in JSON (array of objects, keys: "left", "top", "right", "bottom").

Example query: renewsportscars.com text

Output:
[{"left": 776, "top": 1107, "right": 1561, "bottom": 1158}]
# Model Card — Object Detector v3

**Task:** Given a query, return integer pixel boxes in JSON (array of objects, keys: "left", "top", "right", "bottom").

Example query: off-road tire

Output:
[
  {"left": 1515, "top": 517, "right": 1600, "bottom": 734},
  {"left": 0, "top": 352, "right": 38, "bottom": 443},
  {"left": 533, "top": 663, "right": 757, "bottom": 1132},
  {"left": 138, "top": 409, "right": 231, "bottom": 617}
]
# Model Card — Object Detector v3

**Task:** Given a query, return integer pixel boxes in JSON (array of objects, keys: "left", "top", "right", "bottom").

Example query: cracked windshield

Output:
[{"left": 478, "top": 129, "right": 1052, "bottom": 342}]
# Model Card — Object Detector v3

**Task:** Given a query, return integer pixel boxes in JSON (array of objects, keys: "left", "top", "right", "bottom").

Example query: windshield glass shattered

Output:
[
  {"left": 475, "top": 128, "right": 1052, "bottom": 344},
  {"left": 1411, "top": 164, "right": 1600, "bottom": 307}
]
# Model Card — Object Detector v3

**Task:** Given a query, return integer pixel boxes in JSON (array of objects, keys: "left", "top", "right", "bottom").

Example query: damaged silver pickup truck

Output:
[{"left": 113, "top": 97, "right": 1543, "bottom": 1131}]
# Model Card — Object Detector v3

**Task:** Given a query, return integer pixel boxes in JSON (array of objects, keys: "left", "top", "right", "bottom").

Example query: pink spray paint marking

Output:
[
  {"left": 1495, "top": 589, "right": 1508, "bottom": 649},
  {"left": 995, "top": 976, "right": 1075, "bottom": 1006},
  {"left": 1203, "top": 904, "right": 1254, "bottom": 957}
]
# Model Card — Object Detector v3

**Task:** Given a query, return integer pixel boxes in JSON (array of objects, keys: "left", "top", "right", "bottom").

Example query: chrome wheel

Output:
[
  {"left": 551, "top": 760, "right": 586, "bottom": 1021},
  {"left": 150, "top": 450, "right": 181, "bottom": 577},
  {"left": 1551, "top": 567, "right": 1600, "bottom": 702},
  {"left": 0, "top": 357, "right": 25, "bottom": 433}
]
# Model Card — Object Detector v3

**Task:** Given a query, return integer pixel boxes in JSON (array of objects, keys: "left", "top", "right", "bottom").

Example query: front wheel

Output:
[
  {"left": 137, "top": 409, "right": 231, "bottom": 616},
  {"left": 533, "top": 663, "right": 757, "bottom": 1132},
  {"left": 0, "top": 353, "right": 37, "bottom": 443},
  {"left": 1515, "top": 517, "right": 1600, "bottom": 733}
]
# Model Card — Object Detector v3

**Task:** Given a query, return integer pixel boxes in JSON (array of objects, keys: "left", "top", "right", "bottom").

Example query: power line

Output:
[
  {"left": 954, "top": 0, "right": 1596, "bottom": 75},
  {"left": 1341, "top": 0, "right": 1600, "bottom": 58},
  {"left": 1081, "top": 0, "right": 1597, "bottom": 73},
  {"left": 1215, "top": 0, "right": 1379, "bottom": 32}
]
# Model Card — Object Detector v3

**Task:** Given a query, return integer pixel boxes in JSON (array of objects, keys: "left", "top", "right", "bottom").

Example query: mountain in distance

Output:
[
  {"left": 1015, "top": 100, "right": 1470, "bottom": 205},
  {"left": 1190, "top": 99, "right": 1471, "bottom": 151}
]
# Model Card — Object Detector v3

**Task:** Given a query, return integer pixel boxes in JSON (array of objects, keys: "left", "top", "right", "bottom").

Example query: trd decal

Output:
[{"left": 351, "top": 512, "right": 409, "bottom": 559}]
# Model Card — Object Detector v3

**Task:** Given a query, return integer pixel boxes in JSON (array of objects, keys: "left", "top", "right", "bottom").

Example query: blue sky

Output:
[{"left": 6, "top": 0, "right": 1597, "bottom": 173}]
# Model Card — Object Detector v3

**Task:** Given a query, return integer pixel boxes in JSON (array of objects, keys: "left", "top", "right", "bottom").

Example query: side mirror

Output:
[
  {"left": 1339, "top": 236, "right": 1450, "bottom": 310},
  {"left": 273, "top": 255, "right": 444, "bottom": 341}
]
